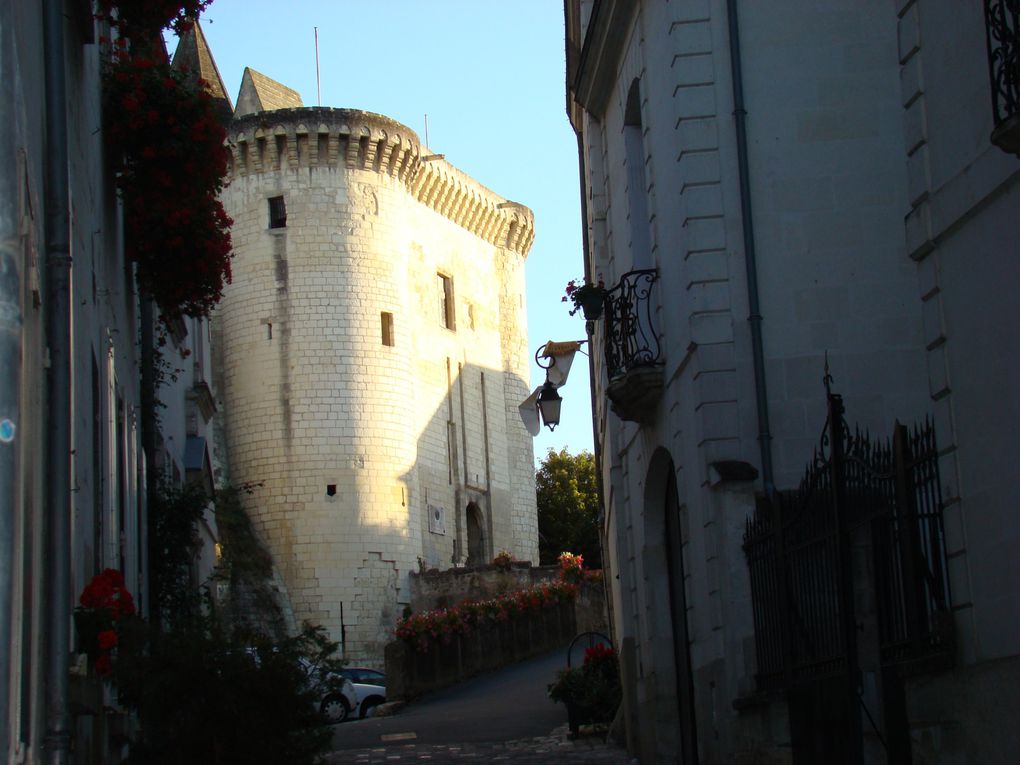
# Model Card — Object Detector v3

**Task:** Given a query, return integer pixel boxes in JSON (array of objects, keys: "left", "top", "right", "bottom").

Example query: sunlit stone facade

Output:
[{"left": 215, "top": 106, "right": 538, "bottom": 662}]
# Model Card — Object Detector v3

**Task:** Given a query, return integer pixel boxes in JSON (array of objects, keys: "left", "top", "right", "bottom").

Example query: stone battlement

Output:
[{"left": 228, "top": 107, "right": 534, "bottom": 256}]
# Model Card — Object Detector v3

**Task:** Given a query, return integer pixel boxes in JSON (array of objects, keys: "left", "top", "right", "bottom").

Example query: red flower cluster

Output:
[
  {"left": 558, "top": 551, "right": 584, "bottom": 582},
  {"left": 95, "top": 0, "right": 213, "bottom": 37},
  {"left": 79, "top": 568, "right": 136, "bottom": 618},
  {"left": 583, "top": 642, "right": 615, "bottom": 668},
  {"left": 395, "top": 580, "right": 579, "bottom": 653},
  {"left": 76, "top": 569, "right": 136, "bottom": 677}
]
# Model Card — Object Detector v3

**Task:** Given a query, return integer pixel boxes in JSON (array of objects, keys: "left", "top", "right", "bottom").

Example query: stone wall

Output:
[{"left": 408, "top": 563, "right": 560, "bottom": 614}]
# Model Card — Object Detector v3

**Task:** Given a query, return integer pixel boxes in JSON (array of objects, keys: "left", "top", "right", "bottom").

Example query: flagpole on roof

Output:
[{"left": 314, "top": 26, "right": 321, "bottom": 106}]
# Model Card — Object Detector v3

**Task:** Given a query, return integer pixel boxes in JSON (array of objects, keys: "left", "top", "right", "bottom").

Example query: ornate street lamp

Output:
[{"left": 537, "top": 380, "right": 563, "bottom": 431}]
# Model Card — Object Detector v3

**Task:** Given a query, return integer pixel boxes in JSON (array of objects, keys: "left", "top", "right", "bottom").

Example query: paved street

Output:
[{"left": 325, "top": 647, "right": 634, "bottom": 764}]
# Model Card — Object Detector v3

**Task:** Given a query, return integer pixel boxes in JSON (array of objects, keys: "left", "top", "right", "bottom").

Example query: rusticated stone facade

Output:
[{"left": 214, "top": 105, "right": 538, "bottom": 664}]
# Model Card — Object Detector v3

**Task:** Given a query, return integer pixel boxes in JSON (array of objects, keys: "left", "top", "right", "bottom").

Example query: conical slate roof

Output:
[
  {"left": 171, "top": 20, "right": 233, "bottom": 124},
  {"left": 233, "top": 67, "right": 304, "bottom": 118}
]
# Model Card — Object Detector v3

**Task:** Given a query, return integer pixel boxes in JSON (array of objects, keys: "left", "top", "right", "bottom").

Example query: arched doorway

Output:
[
  {"left": 465, "top": 501, "right": 485, "bottom": 565},
  {"left": 645, "top": 448, "right": 699, "bottom": 763},
  {"left": 663, "top": 464, "right": 699, "bottom": 764}
]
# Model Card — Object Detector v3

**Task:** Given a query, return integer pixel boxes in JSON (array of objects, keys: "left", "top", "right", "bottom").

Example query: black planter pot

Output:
[{"left": 578, "top": 292, "right": 605, "bottom": 321}]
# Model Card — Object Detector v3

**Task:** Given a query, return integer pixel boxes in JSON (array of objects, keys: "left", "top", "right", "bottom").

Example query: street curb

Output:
[{"left": 372, "top": 700, "right": 406, "bottom": 717}]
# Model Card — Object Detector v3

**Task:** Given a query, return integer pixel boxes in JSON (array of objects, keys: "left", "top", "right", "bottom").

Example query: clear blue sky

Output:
[{"left": 174, "top": 0, "right": 595, "bottom": 462}]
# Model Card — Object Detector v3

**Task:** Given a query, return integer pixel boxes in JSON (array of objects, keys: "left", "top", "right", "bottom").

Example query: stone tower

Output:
[{"left": 214, "top": 82, "right": 538, "bottom": 660}]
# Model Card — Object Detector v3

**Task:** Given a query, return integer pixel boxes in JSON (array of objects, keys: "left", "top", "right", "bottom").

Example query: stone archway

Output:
[
  {"left": 465, "top": 501, "right": 485, "bottom": 565},
  {"left": 643, "top": 447, "right": 700, "bottom": 764}
]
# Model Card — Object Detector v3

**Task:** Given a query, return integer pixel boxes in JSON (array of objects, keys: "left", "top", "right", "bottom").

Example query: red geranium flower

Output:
[{"left": 97, "top": 629, "right": 118, "bottom": 651}]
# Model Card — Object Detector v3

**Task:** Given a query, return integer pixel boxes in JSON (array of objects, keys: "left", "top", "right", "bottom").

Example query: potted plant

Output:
[
  {"left": 492, "top": 549, "right": 515, "bottom": 571},
  {"left": 557, "top": 551, "right": 584, "bottom": 583},
  {"left": 562, "top": 276, "right": 607, "bottom": 320},
  {"left": 74, "top": 568, "right": 138, "bottom": 678},
  {"left": 548, "top": 643, "right": 621, "bottom": 735}
]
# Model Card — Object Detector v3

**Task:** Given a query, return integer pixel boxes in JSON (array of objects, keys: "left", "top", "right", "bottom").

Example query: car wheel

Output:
[
  {"left": 360, "top": 697, "right": 384, "bottom": 719},
  {"left": 320, "top": 694, "right": 350, "bottom": 724}
]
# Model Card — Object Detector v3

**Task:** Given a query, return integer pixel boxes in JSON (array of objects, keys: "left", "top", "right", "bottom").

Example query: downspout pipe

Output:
[
  {"left": 0, "top": 2, "right": 22, "bottom": 759},
  {"left": 726, "top": 0, "right": 775, "bottom": 496},
  {"left": 140, "top": 296, "right": 157, "bottom": 625},
  {"left": 42, "top": 0, "right": 73, "bottom": 761},
  {"left": 576, "top": 128, "right": 610, "bottom": 597}
]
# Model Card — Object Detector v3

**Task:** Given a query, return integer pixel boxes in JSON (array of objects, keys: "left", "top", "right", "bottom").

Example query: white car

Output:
[
  {"left": 318, "top": 674, "right": 359, "bottom": 724},
  {"left": 339, "top": 667, "right": 387, "bottom": 719}
]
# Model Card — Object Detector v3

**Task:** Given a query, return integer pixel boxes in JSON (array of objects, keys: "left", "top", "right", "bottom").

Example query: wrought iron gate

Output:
[{"left": 744, "top": 383, "right": 954, "bottom": 764}]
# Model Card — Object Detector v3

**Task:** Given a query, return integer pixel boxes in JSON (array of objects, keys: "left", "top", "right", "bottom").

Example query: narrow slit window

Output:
[
  {"left": 381, "top": 312, "right": 395, "bottom": 346},
  {"left": 268, "top": 196, "right": 287, "bottom": 229},
  {"left": 438, "top": 273, "right": 455, "bottom": 330}
]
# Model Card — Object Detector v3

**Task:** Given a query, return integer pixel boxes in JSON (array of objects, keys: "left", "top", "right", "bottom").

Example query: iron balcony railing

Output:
[
  {"left": 602, "top": 269, "right": 661, "bottom": 380},
  {"left": 985, "top": 0, "right": 1020, "bottom": 127}
]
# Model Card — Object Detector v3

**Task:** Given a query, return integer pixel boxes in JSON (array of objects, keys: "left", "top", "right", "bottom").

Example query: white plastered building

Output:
[{"left": 566, "top": 1, "right": 1020, "bottom": 763}]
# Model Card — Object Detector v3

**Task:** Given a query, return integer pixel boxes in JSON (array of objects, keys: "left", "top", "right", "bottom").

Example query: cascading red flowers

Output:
[
  {"left": 74, "top": 569, "right": 136, "bottom": 677},
  {"left": 394, "top": 580, "right": 579, "bottom": 653},
  {"left": 95, "top": 0, "right": 213, "bottom": 37},
  {"left": 98, "top": 2, "right": 233, "bottom": 323}
]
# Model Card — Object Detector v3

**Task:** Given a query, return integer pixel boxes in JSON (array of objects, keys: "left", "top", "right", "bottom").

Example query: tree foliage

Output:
[
  {"left": 125, "top": 481, "right": 342, "bottom": 764},
  {"left": 536, "top": 448, "right": 602, "bottom": 567},
  {"left": 149, "top": 478, "right": 209, "bottom": 628},
  {"left": 118, "top": 619, "right": 341, "bottom": 765}
]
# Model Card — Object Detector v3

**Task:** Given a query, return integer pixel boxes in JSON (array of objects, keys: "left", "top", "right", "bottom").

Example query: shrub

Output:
[{"left": 117, "top": 619, "right": 341, "bottom": 765}]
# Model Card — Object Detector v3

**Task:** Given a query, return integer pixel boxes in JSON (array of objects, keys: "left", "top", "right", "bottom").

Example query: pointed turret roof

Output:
[
  {"left": 233, "top": 67, "right": 303, "bottom": 118},
  {"left": 171, "top": 20, "right": 233, "bottom": 124}
]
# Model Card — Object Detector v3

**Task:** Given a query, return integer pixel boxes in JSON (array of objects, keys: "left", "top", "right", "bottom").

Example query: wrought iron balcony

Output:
[
  {"left": 602, "top": 269, "right": 663, "bottom": 423},
  {"left": 985, "top": 0, "right": 1020, "bottom": 154}
]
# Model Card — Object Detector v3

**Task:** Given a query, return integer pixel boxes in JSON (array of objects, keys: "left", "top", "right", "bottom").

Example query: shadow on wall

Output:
[{"left": 303, "top": 359, "right": 537, "bottom": 664}]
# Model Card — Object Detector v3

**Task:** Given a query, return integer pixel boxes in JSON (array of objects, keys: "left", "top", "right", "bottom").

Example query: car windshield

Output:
[{"left": 342, "top": 668, "right": 385, "bottom": 684}]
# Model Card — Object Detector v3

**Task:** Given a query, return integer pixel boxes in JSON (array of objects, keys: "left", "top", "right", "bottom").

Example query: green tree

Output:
[{"left": 536, "top": 448, "right": 602, "bottom": 567}]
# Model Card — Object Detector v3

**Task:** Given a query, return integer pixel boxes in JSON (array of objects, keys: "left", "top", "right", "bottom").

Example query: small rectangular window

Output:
[
  {"left": 438, "top": 273, "right": 455, "bottom": 330},
  {"left": 268, "top": 196, "right": 287, "bottom": 228},
  {"left": 381, "top": 312, "right": 395, "bottom": 346}
]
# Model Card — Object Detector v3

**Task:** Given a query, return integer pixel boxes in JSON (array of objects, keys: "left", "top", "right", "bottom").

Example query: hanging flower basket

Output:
[
  {"left": 563, "top": 276, "right": 606, "bottom": 320},
  {"left": 74, "top": 569, "right": 137, "bottom": 678}
]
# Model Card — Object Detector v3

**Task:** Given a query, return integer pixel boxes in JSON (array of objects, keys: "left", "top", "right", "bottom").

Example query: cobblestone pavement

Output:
[{"left": 324, "top": 724, "right": 635, "bottom": 764}]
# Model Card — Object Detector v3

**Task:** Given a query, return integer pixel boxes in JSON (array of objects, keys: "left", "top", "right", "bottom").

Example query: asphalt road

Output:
[{"left": 330, "top": 645, "right": 572, "bottom": 751}]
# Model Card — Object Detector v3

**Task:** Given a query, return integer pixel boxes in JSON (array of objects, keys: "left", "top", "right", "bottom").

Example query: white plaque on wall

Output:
[{"left": 427, "top": 504, "right": 446, "bottom": 535}]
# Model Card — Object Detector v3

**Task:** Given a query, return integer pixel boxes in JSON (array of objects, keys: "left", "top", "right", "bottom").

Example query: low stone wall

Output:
[
  {"left": 386, "top": 581, "right": 607, "bottom": 700},
  {"left": 408, "top": 563, "right": 560, "bottom": 613}
]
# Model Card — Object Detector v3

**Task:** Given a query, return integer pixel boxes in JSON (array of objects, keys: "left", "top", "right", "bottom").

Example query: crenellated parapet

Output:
[{"left": 228, "top": 107, "right": 534, "bottom": 256}]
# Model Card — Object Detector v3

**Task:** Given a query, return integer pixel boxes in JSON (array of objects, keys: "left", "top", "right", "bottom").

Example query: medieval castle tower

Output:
[{"left": 181, "top": 28, "right": 539, "bottom": 661}]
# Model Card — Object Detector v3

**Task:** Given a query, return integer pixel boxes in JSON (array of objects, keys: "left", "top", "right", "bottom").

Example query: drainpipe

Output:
[
  {"left": 0, "top": 2, "right": 22, "bottom": 758},
  {"left": 726, "top": 0, "right": 775, "bottom": 496},
  {"left": 42, "top": 0, "right": 72, "bottom": 761},
  {"left": 575, "top": 125, "right": 621, "bottom": 684},
  {"left": 140, "top": 296, "right": 157, "bottom": 624}
]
